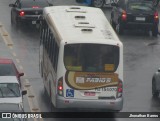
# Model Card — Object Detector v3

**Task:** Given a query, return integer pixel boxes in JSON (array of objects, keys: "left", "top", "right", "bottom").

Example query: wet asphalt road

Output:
[{"left": 0, "top": 0, "right": 160, "bottom": 121}]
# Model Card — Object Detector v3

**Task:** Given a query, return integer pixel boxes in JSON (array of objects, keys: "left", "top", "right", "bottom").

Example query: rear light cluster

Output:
[
  {"left": 19, "top": 11, "right": 25, "bottom": 16},
  {"left": 117, "top": 80, "right": 123, "bottom": 98},
  {"left": 154, "top": 11, "right": 159, "bottom": 23},
  {"left": 57, "top": 77, "right": 63, "bottom": 96},
  {"left": 121, "top": 10, "right": 127, "bottom": 21}
]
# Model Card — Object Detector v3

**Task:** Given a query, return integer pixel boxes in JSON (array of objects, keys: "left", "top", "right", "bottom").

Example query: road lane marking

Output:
[
  {"left": 24, "top": 79, "right": 43, "bottom": 121},
  {"left": 16, "top": 58, "right": 20, "bottom": 63},
  {"left": 19, "top": 65, "right": 23, "bottom": 70},
  {"left": 12, "top": 52, "right": 17, "bottom": 57},
  {"left": 9, "top": 46, "right": 13, "bottom": 49},
  {"left": 0, "top": 23, "right": 13, "bottom": 46}
]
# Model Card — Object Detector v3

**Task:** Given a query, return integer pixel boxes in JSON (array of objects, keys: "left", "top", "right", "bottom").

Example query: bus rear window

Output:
[{"left": 64, "top": 44, "right": 119, "bottom": 72}]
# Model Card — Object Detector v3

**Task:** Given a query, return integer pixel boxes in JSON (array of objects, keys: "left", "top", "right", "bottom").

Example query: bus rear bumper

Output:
[{"left": 56, "top": 96, "right": 123, "bottom": 111}]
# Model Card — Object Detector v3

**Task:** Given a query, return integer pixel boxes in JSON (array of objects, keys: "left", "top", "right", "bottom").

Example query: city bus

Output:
[{"left": 39, "top": 5, "right": 123, "bottom": 111}]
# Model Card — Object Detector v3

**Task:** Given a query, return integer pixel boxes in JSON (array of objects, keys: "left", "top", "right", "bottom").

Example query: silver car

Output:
[
  {"left": 0, "top": 76, "right": 27, "bottom": 108},
  {"left": 152, "top": 68, "right": 160, "bottom": 97}
]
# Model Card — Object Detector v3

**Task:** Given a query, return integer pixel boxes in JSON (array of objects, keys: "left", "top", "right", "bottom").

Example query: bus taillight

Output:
[
  {"left": 58, "top": 85, "right": 63, "bottom": 90},
  {"left": 117, "top": 80, "right": 123, "bottom": 98},
  {"left": 58, "top": 77, "right": 63, "bottom": 96}
]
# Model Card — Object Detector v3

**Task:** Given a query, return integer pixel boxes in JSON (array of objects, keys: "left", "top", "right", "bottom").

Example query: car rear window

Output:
[
  {"left": 127, "top": 1, "right": 154, "bottom": 12},
  {"left": 0, "top": 64, "right": 16, "bottom": 76},
  {"left": 21, "top": 0, "right": 48, "bottom": 8}
]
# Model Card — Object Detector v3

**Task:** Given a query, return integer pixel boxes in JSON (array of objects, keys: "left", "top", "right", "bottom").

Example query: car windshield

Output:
[
  {"left": 64, "top": 44, "right": 119, "bottom": 72},
  {"left": 20, "top": 0, "right": 49, "bottom": 8},
  {"left": 127, "top": 1, "right": 154, "bottom": 12},
  {"left": 0, "top": 64, "right": 17, "bottom": 76},
  {"left": 0, "top": 83, "right": 20, "bottom": 97}
]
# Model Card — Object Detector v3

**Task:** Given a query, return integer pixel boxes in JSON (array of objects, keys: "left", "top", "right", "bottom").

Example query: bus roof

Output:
[{"left": 43, "top": 6, "right": 122, "bottom": 45}]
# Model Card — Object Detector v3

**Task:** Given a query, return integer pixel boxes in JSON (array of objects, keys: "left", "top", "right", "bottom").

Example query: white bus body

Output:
[{"left": 39, "top": 6, "right": 123, "bottom": 111}]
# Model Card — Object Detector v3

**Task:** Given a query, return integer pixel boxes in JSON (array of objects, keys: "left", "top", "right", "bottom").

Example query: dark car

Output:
[
  {"left": 110, "top": 0, "right": 159, "bottom": 36},
  {"left": 0, "top": 58, "right": 24, "bottom": 86},
  {"left": 9, "top": 0, "right": 53, "bottom": 27},
  {"left": 152, "top": 68, "right": 160, "bottom": 98}
]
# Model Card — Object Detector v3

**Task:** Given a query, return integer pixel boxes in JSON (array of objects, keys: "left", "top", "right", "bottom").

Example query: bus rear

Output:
[{"left": 56, "top": 42, "right": 123, "bottom": 111}]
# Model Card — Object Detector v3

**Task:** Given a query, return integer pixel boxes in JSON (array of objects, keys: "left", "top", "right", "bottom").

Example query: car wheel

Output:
[
  {"left": 15, "top": 17, "right": 21, "bottom": 28},
  {"left": 152, "top": 25, "right": 158, "bottom": 37},
  {"left": 110, "top": 18, "right": 116, "bottom": 30},
  {"left": 152, "top": 79, "right": 159, "bottom": 97},
  {"left": 91, "top": 0, "right": 104, "bottom": 8},
  {"left": 116, "top": 22, "right": 124, "bottom": 35}
]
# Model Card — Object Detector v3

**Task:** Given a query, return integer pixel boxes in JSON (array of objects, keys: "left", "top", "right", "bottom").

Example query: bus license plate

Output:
[
  {"left": 95, "top": 87, "right": 117, "bottom": 91},
  {"left": 84, "top": 92, "right": 95, "bottom": 96}
]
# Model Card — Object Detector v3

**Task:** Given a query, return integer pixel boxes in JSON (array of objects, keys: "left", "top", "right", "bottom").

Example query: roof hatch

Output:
[
  {"left": 66, "top": 7, "right": 86, "bottom": 13},
  {"left": 74, "top": 21, "right": 95, "bottom": 28}
]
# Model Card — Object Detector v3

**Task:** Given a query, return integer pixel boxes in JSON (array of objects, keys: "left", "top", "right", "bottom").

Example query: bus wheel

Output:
[{"left": 91, "top": 0, "right": 104, "bottom": 8}]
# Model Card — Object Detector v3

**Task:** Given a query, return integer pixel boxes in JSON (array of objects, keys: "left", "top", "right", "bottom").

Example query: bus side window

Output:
[
  {"left": 42, "top": 21, "right": 47, "bottom": 44},
  {"left": 53, "top": 43, "right": 59, "bottom": 72},
  {"left": 48, "top": 30, "right": 51, "bottom": 58},
  {"left": 51, "top": 35, "right": 55, "bottom": 65},
  {"left": 46, "top": 28, "right": 50, "bottom": 53},
  {"left": 64, "top": 48, "right": 76, "bottom": 66},
  {"left": 44, "top": 27, "right": 48, "bottom": 49},
  {"left": 49, "top": 34, "right": 52, "bottom": 58}
]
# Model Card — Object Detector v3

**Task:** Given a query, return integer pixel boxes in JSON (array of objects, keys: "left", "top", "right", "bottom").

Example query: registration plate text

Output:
[
  {"left": 95, "top": 87, "right": 117, "bottom": 91},
  {"left": 136, "top": 17, "right": 145, "bottom": 21}
]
